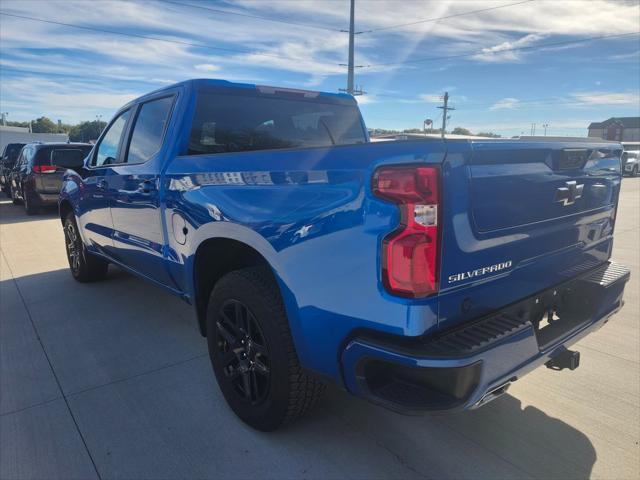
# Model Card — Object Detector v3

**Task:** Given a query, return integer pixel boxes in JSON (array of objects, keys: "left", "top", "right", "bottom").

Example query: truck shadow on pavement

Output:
[{"left": 1, "top": 266, "right": 596, "bottom": 480}]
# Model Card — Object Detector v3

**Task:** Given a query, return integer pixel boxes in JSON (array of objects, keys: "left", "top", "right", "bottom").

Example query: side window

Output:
[
  {"left": 19, "top": 147, "right": 31, "bottom": 169},
  {"left": 93, "top": 110, "right": 130, "bottom": 167},
  {"left": 126, "top": 96, "right": 174, "bottom": 165}
]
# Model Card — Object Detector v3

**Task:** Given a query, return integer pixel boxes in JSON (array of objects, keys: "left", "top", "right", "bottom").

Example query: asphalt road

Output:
[{"left": 1, "top": 178, "right": 638, "bottom": 480}]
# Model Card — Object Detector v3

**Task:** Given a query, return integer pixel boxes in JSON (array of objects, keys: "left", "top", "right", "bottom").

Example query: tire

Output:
[
  {"left": 206, "top": 266, "right": 325, "bottom": 431},
  {"left": 633, "top": 165, "right": 638, "bottom": 177},
  {"left": 63, "top": 213, "right": 108, "bottom": 282},
  {"left": 10, "top": 184, "right": 21, "bottom": 205},
  {"left": 23, "top": 191, "right": 38, "bottom": 215}
]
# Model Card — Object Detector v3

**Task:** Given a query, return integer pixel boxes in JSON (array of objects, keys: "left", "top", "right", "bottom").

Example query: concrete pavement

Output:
[{"left": 1, "top": 178, "right": 638, "bottom": 480}]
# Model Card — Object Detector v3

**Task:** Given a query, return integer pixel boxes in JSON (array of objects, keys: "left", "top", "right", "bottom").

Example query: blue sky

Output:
[{"left": 0, "top": 0, "right": 639, "bottom": 136}]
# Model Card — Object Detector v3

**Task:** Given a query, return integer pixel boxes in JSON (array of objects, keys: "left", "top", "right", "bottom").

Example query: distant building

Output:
[
  {"left": 587, "top": 117, "right": 640, "bottom": 142},
  {"left": 0, "top": 125, "right": 69, "bottom": 152}
]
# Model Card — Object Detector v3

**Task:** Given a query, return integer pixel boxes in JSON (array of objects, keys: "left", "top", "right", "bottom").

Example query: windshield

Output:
[{"left": 188, "top": 91, "right": 366, "bottom": 155}]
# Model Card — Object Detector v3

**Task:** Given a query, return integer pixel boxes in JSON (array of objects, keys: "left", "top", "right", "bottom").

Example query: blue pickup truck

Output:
[{"left": 60, "top": 79, "right": 630, "bottom": 431}]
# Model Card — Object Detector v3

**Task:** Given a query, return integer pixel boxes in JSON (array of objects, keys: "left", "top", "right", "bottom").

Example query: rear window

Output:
[
  {"left": 188, "top": 91, "right": 366, "bottom": 155},
  {"left": 34, "top": 146, "right": 92, "bottom": 166}
]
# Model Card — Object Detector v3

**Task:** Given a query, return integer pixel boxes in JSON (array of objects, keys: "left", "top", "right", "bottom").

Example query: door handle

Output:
[
  {"left": 97, "top": 179, "right": 108, "bottom": 190},
  {"left": 137, "top": 180, "right": 156, "bottom": 194}
]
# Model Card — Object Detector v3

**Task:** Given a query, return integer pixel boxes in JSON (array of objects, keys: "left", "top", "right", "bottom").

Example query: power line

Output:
[
  {"left": 366, "top": 91, "right": 638, "bottom": 110},
  {"left": 357, "top": 0, "right": 535, "bottom": 34},
  {"left": 158, "top": 0, "right": 343, "bottom": 33},
  {"left": 0, "top": 11, "right": 309, "bottom": 62},
  {"left": 366, "top": 31, "right": 640, "bottom": 67}
]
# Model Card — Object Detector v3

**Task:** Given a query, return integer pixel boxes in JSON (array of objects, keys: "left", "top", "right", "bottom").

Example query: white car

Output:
[{"left": 622, "top": 150, "right": 640, "bottom": 177}]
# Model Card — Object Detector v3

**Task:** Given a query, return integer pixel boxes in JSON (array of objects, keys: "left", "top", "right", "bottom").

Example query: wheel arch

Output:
[{"left": 193, "top": 237, "right": 279, "bottom": 337}]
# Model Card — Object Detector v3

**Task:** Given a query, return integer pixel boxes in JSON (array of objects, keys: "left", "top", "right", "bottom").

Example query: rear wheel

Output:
[
  {"left": 206, "top": 266, "right": 324, "bottom": 431},
  {"left": 10, "top": 184, "right": 21, "bottom": 205},
  {"left": 23, "top": 190, "right": 38, "bottom": 215},
  {"left": 63, "top": 213, "right": 108, "bottom": 282}
]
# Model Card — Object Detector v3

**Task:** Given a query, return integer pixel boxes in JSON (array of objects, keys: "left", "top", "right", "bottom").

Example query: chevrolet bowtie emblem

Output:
[{"left": 555, "top": 180, "right": 584, "bottom": 206}]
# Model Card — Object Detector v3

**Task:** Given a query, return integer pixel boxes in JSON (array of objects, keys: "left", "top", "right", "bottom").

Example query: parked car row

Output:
[{"left": 1, "top": 142, "right": 92, "bottom": 214}]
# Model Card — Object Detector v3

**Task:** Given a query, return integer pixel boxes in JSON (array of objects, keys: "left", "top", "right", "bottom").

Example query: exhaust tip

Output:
[{"left": 476, "top": 380, "right": 513, "bottom": 407}]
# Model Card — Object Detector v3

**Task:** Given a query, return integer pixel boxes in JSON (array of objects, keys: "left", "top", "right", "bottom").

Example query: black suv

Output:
[
  {"left": 9, "top": 142, "right": 92, "bottom": 214},
  {"left": 1, "top": 143, "right": 26, "bottom": 195}
]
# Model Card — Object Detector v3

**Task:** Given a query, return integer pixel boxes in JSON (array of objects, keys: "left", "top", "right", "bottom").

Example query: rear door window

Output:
[
  {"left": 93, "top": 110, "right": 131, "bottom": 167},
  {"left": 125, "top": 96, "right": 174, "bottom": 164}
]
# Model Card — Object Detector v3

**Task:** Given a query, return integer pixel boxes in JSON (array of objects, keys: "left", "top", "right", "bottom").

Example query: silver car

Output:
[{"left": 622, "top": 149, "right": 639, "bottom": 177}]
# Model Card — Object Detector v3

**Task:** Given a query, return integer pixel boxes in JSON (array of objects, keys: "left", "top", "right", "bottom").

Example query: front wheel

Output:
[
  {"left": 63, "top": 213, "right": 108, "bottom": 282},
  {"left": 206, "top": 266, "right": 325, "bottom": 431}
]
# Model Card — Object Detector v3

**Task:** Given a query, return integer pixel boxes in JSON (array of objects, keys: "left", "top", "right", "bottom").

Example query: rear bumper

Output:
[
  {"left": 31, "top": 191, "right": 60, "bottom": 206},
  {"left": 340, "top": 261, "right": 630, "bottom": 414}
]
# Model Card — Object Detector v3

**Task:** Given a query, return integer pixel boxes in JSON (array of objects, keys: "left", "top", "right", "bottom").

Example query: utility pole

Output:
[
  {"left": 1, "top": 112, "right": 7, "bottom": 126},
  {"left": 347, "top": 0, "right": 355, "bottom": 95},
  {"left": 340, "top": 0, "right": 364, "bottom": 96},
  {"left": 437, "top": 92, "right": 455, "bottom": 138},
  {"left": 543, "top": 123, "right": 549, "bottom": 136},
  {"left": 530, "top": 123, "right": 537, "bottom": 136}
]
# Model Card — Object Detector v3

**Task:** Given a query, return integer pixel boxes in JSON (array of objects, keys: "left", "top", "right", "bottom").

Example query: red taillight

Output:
[
  {"left": 373, "top": 166, "right": 440, "bottom": 298},
  {"left": 33, "top": 165, "right": 57, "bottom": 173}
]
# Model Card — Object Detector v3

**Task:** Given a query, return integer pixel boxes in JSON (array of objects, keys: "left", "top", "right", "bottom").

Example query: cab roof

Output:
[{"left": 128, "top": 78, "right": 356, "bottom": 108}]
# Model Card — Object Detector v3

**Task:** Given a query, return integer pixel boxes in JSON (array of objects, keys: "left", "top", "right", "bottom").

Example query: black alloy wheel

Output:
[
  {"left": 63, "top": 213, "right": 108, "bottom": 282},
  {"left": 64, "top": 219, "right": 82, "bottom": 274},
  {"left": 216, "top": 299, "right": 271, "bottom": 405},
  {"left": 206, "top": 267, "right": 325, "bottom": 431}
]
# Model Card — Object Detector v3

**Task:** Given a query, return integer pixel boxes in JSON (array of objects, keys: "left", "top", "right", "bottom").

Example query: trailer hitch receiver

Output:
[{"left": 546, "top": 348, "right": 580, "bottom": 371}]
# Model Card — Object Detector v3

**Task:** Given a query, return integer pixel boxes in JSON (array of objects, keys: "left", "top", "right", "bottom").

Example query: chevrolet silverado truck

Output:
[{"left": 60, "top": 79, "right": 630, "bottom": 431}]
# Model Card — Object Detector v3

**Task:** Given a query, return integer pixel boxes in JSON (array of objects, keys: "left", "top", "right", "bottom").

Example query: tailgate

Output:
[{"left": 438, "top": 140, "right": 623, "bottom": 330}]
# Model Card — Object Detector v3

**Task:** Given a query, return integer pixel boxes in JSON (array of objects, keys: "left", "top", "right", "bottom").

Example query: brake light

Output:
[
  {"left": 373, "top": 166, "right": 440, "bottom": 298},
  {"left": 33, "top": 165, "right": 57, "bottom": 173}
]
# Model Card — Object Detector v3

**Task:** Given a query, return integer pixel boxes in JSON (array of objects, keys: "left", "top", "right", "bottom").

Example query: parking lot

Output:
[{"left": 1, "top": 178, "right": 638, "bottom": 480}]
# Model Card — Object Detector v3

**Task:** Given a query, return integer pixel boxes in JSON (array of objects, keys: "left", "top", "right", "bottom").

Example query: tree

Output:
[
  {"left": 30, "top": 116, "right": 58, "bottom": 133},
  {"left": 476, "top": 132, "right": 502, "bottom": 138},
  {"left": 69, "top": 120, "right": 107, "bottom": 142},
  {"left": 452, "top": 127, "right": 472, "bottom": 136}
]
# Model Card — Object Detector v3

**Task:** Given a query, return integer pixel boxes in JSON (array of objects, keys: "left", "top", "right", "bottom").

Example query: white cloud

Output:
[
  {"left": 570, "top": 91, "right": 640, "bottom": 106},
  {"left": 419, "top": 93, "right": 443, "bottom": 103},
  {"left": 473, "top": 34, "right": 544, "bottom": 62},
  {"left": 355, "top": 95, "right": 377, "bottom": 105},
  {"left": 194, "top": 64, "right": 221, "bottom": 72},
  {"left": 490, "top": 98, "right": 521, "bottom": 110}
]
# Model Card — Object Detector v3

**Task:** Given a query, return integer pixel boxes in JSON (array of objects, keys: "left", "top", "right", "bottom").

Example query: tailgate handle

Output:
[{"left": 97, "top": 179, "right": 108, "bottom": 190}]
